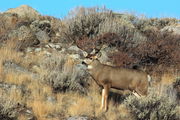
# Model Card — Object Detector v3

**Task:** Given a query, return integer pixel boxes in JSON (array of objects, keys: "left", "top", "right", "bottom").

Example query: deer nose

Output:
[{"left": 82, "top": 61, "right": 87, "bottom": 65}]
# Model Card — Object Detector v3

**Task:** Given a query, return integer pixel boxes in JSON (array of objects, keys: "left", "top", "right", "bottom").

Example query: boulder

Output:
[
  {"left": 30, "top": 20, "right": 51, "bottom": 33},
  {"left": 35, "top": 30, "right": 50, "bottom": 43},
  {"left": 67, "top": 45, "right": 88, "bottom": 58},
  {"left": 5, "top": 5, "right": 40, "bottom": 20},
  {"left": 161, "top": 25, "right": 180, "bottom": 35}
]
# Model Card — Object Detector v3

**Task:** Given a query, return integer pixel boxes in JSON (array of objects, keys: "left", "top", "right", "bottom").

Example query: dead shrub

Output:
[
  {"left": 109, "top": 51, "right": 135, "bottom": 67},
  {"left": 132, "top": 30, "right": 180, "bottom": 73}
]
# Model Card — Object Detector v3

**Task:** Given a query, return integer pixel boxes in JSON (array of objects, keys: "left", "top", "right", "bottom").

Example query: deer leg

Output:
[
  {"left": 104, "top": 84, "right": 110, "bottom": 112},
  {"left": 100, "top": 89, "right": 105, "bottom": 110},
  {"left": 132, "top": 90, "right": 141, "bottom": 98}
]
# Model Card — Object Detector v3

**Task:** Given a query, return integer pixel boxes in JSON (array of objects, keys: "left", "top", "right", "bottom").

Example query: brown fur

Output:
[{"left": 85, "top": 59, "right": 149, "bottom": 111}]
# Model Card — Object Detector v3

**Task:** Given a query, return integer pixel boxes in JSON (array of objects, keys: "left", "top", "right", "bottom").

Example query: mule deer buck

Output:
[{"left": 82, "top": 53, "right": 151, "bottom": 111}]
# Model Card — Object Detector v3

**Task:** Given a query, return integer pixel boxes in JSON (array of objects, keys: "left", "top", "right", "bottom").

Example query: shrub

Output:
[
  {"left": 61, "top": 7, "right": 112, "bottom": 43},
  {"left": 0, "top": 13, "right": 18, "bottom": 36},
  {"left": 61, "top": 7, "right": 145, "bottom": 46},
  {"left": 133, "top": 17, "right": 179, "bottom": 32},
  {"left": 124, "top": 92, "right": 179, "bottom": 120},
  {"left": 40, "top": 53, "right": 89, "bottom": 94},
  {"left": 109, "top": 51, "right": 135, "bottom": 67},
  {"left": 132, "top": 30, "right": 180, "bottom": 73},
  {"left": 0, "top": 94, "right": 19, "bottom": 120},
  {"left": 173, "top": 77, "right": 180, "bottom": 103}
]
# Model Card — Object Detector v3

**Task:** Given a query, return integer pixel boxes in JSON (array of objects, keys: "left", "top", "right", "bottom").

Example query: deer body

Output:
[{"left": 85, "top": 59, "right": 149, "bottom": 111}]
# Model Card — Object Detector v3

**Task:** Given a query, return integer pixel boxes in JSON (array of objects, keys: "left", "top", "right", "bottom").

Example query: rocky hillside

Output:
[{"left": 0, "top": 5, "right": 179, "bottom": 120}]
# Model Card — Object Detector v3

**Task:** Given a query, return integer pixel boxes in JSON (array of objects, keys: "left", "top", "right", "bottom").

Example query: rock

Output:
[
  {"left": 35, "top": 30, "right": 50, "bottom": 43},
  {"left": 17, "top": 105, "right": 37, "bottom": 120},
  {"left": 76, "top": 64, "right": 87, "bottom": 71},
  {"left": 98, "top": 45, "right": 118, "bottom": 64},
  {"left": 54, "top": 44, "right": 61, "bottom": 50},
  {"left": 43, "top": 51, "right": 52, "bottom": 57},
  {"left": 30, "top": 20, "right": 51, "bottom": 33},
  {"left": 26, "top": 47, "right": 34, "bottom": 53},
  {"left": 8, "top": 25, "right": 39, "bottom": 49},
  {"left": 46, "top": 43, "right": 62, "bottom": 50},
  {"left": 67, "top": 116, "right": 91, "bottom": 120},
  {"left": 34, "top": 48, "right": 42, "bottom": 52},
  {"left": 46, "top": 96, "right": 57, "bottom": 103},
  {"left": 0, "top": 82, "right": 21, "bottom": 91},
  {"left": 67, "top": 45, "right": 88, "bottom": 58},
  {"left": 18, "top": 26, "right": 32, "bottom": 40},
  {"left": 30, "top": 20, "right": 52, "bottom": 44},
  {"left": 68, "top": 45, "right": 81, "bottom": 52},
  {"left": 161, "top": 25, "right": 180, "bottom": 35},
  {"left": 4, "top": 61, "right": 31, "bottom": 74},
  {"left": 5, "top": 5, "right": 40, "bottom": 20},
  {"left": 69, "top": 54, "right": 81, "bottom": 60},
  {"left": 3, "top": 61, "right": 38, "bottom": 79},
  {"left": 0, "top": 13, "right": 18, "bottom": 31}
]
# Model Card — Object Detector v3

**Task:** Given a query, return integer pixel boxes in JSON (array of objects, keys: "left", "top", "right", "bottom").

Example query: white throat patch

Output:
[{"left": 87, "top": 65, "right": 93, "bottom": 69}]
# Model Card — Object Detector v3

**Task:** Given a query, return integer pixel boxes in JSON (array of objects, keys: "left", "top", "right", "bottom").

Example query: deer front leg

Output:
[
  {"left": 100, "top": 89, "right": 105, "bottom": 110},
  {"left": 104, "top": 84, "right": 110, "bottom": 112}
]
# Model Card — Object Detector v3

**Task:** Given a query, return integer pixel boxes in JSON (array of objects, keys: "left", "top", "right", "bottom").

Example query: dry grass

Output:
[
  {"left": 0, "top": 39, "right": 22, "bottom": 63},
  {"left": 66, "top": 80, "right": 133, "bottom": 119},
  {"left": 18, "top": 115, "right": 28, "bottom": 120},
  {"left": 161, "top": 73, "right": 176, "bottom": 85},
  {"left": 151, "top": 73, "right": 177, "bottom": 99},
  {"left": 67, "top": 96, "right": 95, "bottom": 116},
  {"left": 27, "top": 80, "right": 54, "bottom": 102},
  {"left": 103, "top": 103, "right": 133, "bottom": 120},
  {"left": 8, "top": 88, "right": 25, "bottom": 103},
  {"left": 27, "top": 100, "right": 57, "bottom": 120},
  {"left": 5, "top": 72, "right": 32, "bottom": 85},
  {"left": 26, "top": 80, "right": 60, "bottom": 120},
  {"left": 0, "top": 62, "right": 4, "bottom": 81},
  {"left": 0, "top": 39, "right": 23, "bottom": 81}
]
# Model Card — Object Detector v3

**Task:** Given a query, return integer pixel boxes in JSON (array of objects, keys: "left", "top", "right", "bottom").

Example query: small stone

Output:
[{"left": 34, "top": 48, "right": 42, "bottom": 52}]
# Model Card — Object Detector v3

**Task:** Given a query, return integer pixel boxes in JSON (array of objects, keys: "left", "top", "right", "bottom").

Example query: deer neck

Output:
[{"left": 88, "top": 61, "right": 103, "bottom": 80}]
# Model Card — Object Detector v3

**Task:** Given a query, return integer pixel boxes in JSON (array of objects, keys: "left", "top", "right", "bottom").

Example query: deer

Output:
[{"left": 82, "top": 52, "right": 151, "bottom": 112}]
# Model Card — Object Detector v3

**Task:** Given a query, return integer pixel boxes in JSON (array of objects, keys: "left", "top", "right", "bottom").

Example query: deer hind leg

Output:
[
  {"left": 132, "top": 90, "right": 141, "bottom": 98},
  {"left": 132, "top": 87, "right": 145, "bottom": 98}
]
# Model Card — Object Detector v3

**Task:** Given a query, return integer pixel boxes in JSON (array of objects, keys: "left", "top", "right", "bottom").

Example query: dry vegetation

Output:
[{"left": 0, "top": 6, "right": 180, "bottom": 120}]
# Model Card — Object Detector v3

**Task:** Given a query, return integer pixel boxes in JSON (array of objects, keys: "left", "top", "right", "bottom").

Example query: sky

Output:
[{"left": 0, "top": 0, "right": 180, "bottom": 19}]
